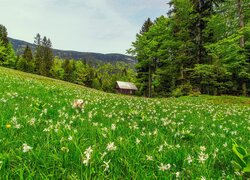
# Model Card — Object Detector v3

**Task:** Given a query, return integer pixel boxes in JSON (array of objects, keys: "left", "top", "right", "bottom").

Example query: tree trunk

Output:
[
  {"left": 197, "top": 16, "right": 202, "bottom": 64},
  {"left": 237, "top": 0, "right": 244, "bottom": 47},
  {"left": 237, "top": 0, "right": 247, "bottom": 96},
  {"left": 180, "top": 64, "right": 184, "bottom": 80},
  {"left": 148, "top": 65, "right": 152, "bottom": 98},
  {"left": 196, "top": 0, "right": 203, "bottom": 64},
  {"left": 242, "top": 82, "right": 247, "bottom": 96}
]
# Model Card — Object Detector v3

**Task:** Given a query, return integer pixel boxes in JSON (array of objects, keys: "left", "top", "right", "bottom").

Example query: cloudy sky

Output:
[{"left": 0, "top": 0, "right": 169, "bottom": 54}]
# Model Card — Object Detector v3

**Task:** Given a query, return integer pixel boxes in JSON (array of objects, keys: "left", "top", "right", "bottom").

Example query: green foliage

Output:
[
  {"left": 50, "top": 57, "right": 64, "bottom": 79},
  {"left": 232, "top": 141, "right": 250, "bottom": 175},
  {"left": 49, "top": 57, "right": 136, "bottom": 93},
  {"left": 129, "top": 0, "right": 250, "bottom": 97},
  {"left": 191, "top": 64, "right": 232, "bottom": 95},
  {"left": 16, "top": 45, "right": 34, "bottom": 72},
  {"left": 172, "top": 83, "right": 192, "bottom": 97}
]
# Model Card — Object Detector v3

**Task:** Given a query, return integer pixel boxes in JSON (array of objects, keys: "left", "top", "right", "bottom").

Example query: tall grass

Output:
[{"left": 0, "top": 66, "right": 250, "bottom": 179}]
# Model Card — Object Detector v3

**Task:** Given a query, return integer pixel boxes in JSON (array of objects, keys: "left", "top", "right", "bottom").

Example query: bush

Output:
[
  {"left": 171, "top": 83, "right": 193, "bottom": 97},
  {"left": 189, "top": 89, "right": 201, "bottom": 97}
]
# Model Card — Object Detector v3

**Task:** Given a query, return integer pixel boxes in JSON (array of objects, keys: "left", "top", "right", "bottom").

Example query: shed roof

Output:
[{"left": 116, "top": 81, "right": 138, "bottom": 90}]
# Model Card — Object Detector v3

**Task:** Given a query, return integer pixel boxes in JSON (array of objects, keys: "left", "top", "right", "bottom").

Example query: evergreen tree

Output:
[
  {"left": 42, "top": 37, "right": 53, "bottom": 76},
  {"left": 62, "top": 59, "right": 75, "bottom": 82},
  {"left": 34, "top": 34, "right": 54, "bottom": 76},
  {"left": 128, "top": 18, "right": 154, "bottom": 97},
  {"left": 34, "top": 33, "right": 43, "bottom": 74},
  {"left": 18, "top": 45, "right": 34, "bottom": 72},
  {"left": 0, "top": 25, "right": 16, "bottom": 67},
  {"left": 0, "top": 24, "right": 9, "bottom": 47}
]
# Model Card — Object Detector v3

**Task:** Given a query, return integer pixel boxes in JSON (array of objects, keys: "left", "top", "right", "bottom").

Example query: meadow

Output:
[{"left": 0, "top": 66, "right": 250, "bottom": 179}]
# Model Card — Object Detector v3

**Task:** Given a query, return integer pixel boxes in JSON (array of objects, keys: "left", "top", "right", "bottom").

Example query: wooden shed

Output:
[{"left": 115, "top": 81, "right": 138, "bottom": 95}]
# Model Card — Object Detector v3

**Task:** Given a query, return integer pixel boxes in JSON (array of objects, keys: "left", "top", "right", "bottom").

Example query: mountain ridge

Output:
[{"left": 9, "top": 37, "right": 136, "bottom": 65}]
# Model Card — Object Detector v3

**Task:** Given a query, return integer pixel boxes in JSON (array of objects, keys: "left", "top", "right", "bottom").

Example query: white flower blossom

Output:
[
  {"left": 158, "top": 163, "right": 171, "bottom": 171},
  {"left": 103, "top": 160, "right": 111, "bottom": 172},
  {"left": 106, "top": 142, "right": 117, "bottom": 151},
  {"left": 23, "top": 143, "right": 33, "bottom": 152},
  {"left": 146, "top": 155, "right": 153, "bottom": 161}
]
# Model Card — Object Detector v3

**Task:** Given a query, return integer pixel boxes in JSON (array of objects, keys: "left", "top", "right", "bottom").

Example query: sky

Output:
[{"left": 0, "top": 0, "right": 169, "bottom": 54}]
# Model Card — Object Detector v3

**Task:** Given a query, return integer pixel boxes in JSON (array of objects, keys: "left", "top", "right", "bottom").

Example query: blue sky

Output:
[{"left": 0, "top": 0, "right": 169, "bottom": 54}]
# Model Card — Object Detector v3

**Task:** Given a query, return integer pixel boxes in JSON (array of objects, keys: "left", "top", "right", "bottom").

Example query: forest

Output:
[
  {"left": 129, "top": 0, "right": 250, "bottom": 97},
  {"left": 1, "top": 0, "right": 250, "bottom": 97}
]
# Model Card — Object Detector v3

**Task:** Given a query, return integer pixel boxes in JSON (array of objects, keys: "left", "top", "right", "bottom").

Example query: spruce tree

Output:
[
  {"left": 0, "top": 24, "right": 9, "bottom": 47},
  {"left": 34, "top": 34, "right": 53, "bottom": 76}
]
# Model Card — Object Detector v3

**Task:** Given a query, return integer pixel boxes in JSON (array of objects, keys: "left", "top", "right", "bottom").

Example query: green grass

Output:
[{"left": 0, "top": 66, "right": 250, "bottom": 179}]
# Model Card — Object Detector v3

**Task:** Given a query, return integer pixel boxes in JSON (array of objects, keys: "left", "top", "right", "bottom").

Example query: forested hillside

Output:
[
  {"left": 9, "top": 38, "right": 136, "bottom": 65},
  {"left": 129, "top": 0, "right": 250, "bottom": 97}
]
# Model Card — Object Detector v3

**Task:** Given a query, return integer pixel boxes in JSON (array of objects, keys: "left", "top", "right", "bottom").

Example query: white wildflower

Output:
[
  {"left": 200, "top": 146, "right": 206, "bottom": 151},
  {"left": 136, "top": 138, "right": 141, "bottom": 144},
  {"left": 61, "top": 147, "right": 69, "bottom": 153},
  {"left": 101, "top": 151, "right": 107, "bottom": 159},
  {"left": 28, "top": 118, "right": 36, "bottom": 126},
  {"left": 201, "top": 176, "right": 206, "bottom": 180},
  {"left": 186, "top": 155, "right": 193, "bottom": 164},
  {"left": 176, "top": 144, "right": 180, "bottom": 149},
  {"left": 158, "top": 145, "right": 164, "bottom": 152},
  {"left": 146, "top": 155, "right": 153, "bottom": 161},
  {"left": 14, "top": 123, "right": 22, "bottom": 129},
  {"left": 158, "top": 163, "right": 171, "bottom": 171},
  {"left": 106, "top": 142, "right": 117, "bottom": 151},
  {"left": 82, "top": 146, "right": 93, "bottom": 166},
  {"left": 68, "top": 136, "right": 73, "bottom": 141},
  {"left": 198, "top": 152, "right": 209, "bottom": 164},
  {"left": 111, "top": 124, "right": 116, "bottom": 130},
  {"left": 175, "top": 171, "right": 180, "bottom": 177},
  {"left": 23, "top": 143, "right": 33, "bottom": 152},
  {"left": 103, "top": 160, "right": 111, "bottom": 172}
]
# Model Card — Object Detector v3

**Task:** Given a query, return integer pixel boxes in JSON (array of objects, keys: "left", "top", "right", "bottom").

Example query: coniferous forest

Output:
[
  {"left": 1, "top": 0, "right": 250, "bottom": 97},
  {"left": 129, "top": 0, "right": 250, "bottom": 97}
]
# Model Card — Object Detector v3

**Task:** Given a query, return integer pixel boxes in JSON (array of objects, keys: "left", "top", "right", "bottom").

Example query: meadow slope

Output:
[{"left": 0, "top": 66, "right": 250, "bottom": 179}]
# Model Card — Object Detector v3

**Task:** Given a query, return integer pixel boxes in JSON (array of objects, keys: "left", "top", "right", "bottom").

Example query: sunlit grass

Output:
[{"left": 0, "top": 66, "right": 250, "bottom": 179}]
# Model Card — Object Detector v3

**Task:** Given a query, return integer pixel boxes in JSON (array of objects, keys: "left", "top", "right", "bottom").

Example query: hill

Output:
[
  {"left": 0, "top": 66, "right": 250, "bottom": 179},
  {"left": 9, "top": 37, "right": 136, "bottom": 65}
]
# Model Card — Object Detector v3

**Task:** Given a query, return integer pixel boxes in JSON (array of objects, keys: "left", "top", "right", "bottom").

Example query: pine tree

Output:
[
  {"left": 34, "top": 33, "right": 43, "bottom": 74},
  {"left": 42, "top": 37, "right": 53, "bottom": 76},
  {"left": 0, "top": 25, "right": 16, "bottom": 67},
  {"left": 0, "top": 24, "right": 9, "bottom": 47},
  {"left": 17, "top": 45, "right": 34, "bottom": 72},
  {"left": 23, "top": 45, "right": 33, "bottom": 61},
  {"left": 34, "top": 34, "right": 54, "bottom": 76}
]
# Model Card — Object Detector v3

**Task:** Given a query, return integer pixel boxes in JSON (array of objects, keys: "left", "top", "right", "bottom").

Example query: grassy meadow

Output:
[{"left": 0, "top": 66, "right": 250, "bottom": 179}]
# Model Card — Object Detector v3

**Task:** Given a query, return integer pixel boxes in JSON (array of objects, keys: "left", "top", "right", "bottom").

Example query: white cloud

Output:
[{"left": 0, "top": 0, "right": 169, "bottom": 54}]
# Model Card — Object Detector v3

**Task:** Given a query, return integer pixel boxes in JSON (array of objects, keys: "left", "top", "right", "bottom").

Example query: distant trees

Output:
[{"left": 49, "top": 58, "right": 136, "bottom": 92}]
